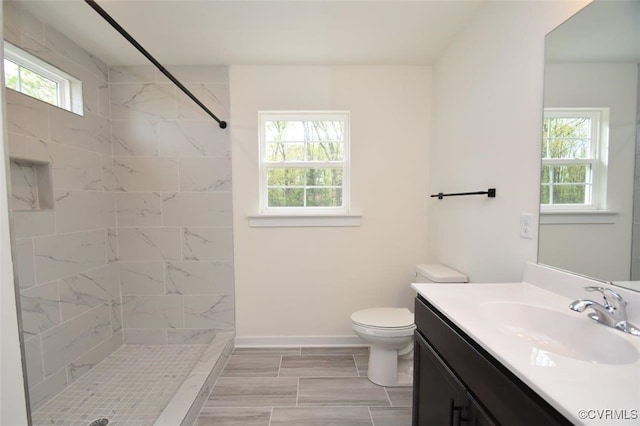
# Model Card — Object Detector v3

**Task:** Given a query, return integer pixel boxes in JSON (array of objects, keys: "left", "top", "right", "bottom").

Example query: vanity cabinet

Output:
[
  {"left": 412, "top": 295, "right": 572, "bottom": 426},
  {"left": 413, "top": 330, "right": 494, "bottom": 425}
]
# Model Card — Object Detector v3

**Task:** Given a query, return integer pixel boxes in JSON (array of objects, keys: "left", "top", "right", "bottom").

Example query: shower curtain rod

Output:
[{"left": 84, "top": 0, "right": 228, "bottom": 129}]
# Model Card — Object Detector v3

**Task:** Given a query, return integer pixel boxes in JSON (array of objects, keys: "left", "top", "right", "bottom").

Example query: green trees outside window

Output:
[
  {"left": 263, "top": 115, "right": 348, "bottom": 210},
  {"left": 4, "top": 58, "right": 58, "bottom": 106},
  {"left": 541, "top": 111, "right": 604, "bottom": 208}
]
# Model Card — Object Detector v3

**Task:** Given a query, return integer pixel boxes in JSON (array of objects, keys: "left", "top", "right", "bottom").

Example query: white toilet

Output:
[{"left": 351, "top": 263, "right": 468, "bottom": 387}]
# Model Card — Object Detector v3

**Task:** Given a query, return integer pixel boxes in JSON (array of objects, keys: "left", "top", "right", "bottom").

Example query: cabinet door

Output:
[
  {"left": 413, "top": 330, "right": 468, "bottom": 426},
  {"left": 467, "top": 392, "right": 496, "bottom": 426}
]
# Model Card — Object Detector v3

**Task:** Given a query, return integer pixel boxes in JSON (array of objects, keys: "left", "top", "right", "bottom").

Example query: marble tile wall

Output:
[
  {"left": 110, "top": 65, "right": 234, "bottom": 346},
  {"left": 4, "top": 1, "right": 119, "bottom": 411},
  {"left": 5, "top": 1, "right": 235, "bottom": 413}
]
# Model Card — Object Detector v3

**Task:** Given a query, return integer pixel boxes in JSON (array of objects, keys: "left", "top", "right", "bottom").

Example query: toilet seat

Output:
[
  {"left": 351, "top": 321, "right": 415, "bottom": 338},
  {"left": 351, "top": 308, "right": 414, "bottom": 329}
]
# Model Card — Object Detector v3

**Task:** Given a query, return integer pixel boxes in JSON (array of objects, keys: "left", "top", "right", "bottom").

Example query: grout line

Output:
[
  {"left": 352, "top": 353, "right": 359, "bottom": 376},
  {"left": 383, "top": 387, "right": 392, "bottom": 406}
]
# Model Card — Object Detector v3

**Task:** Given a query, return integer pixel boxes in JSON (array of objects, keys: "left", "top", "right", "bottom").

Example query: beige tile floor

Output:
[{"left": 195, "top": 347, "right": 413, "bottom": 426}]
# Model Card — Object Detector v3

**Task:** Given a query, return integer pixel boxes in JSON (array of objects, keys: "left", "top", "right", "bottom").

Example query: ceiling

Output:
[{"left": 15, "top": 0, "right": 486, "bottom": 66}]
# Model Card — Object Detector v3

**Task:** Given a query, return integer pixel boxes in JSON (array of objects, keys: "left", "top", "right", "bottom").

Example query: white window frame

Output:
[
  {"left": 4, "top": 42, "right": 83, "bottom": 115},
  {"left": 258, "top": 111, "right": 351, "bottom": 216},
  {"left": 541, "top": 108, "right": 609, "bottom": 212}
]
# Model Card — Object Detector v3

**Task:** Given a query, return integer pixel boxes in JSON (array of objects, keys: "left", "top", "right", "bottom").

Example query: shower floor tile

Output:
[{"left": 32, "top": 344, "right": 206, "bottom": 426}]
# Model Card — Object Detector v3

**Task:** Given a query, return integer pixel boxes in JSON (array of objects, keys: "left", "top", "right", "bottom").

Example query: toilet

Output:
[{"left": 351, "top": 263, "right": 468, "bottom": 387}]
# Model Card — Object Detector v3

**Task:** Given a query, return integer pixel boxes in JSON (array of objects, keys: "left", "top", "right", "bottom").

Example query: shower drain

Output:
[{"left": 88, "top": 419, "right": 109, "bottom": 426}]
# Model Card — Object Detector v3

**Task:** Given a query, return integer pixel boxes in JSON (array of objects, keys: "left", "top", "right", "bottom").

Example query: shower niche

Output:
[{"left": 9, "top": 158, "right": 53, "bottom": 211}]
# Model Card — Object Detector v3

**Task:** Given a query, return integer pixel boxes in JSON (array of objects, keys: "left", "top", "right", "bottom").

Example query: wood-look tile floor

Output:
[{"left": 195, "top": 347, "right": 413, "bottom": 426}]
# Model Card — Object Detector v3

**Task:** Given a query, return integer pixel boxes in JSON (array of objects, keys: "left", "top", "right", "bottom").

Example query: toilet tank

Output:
[{"left": 415, "top": 264, "right": 468, "bottom": 283}]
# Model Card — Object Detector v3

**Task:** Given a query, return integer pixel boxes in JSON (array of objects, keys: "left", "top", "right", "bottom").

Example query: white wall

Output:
[
  {"left": 539, "top": 63, "right": 638, "bottom": 281},
  {"left": 230, "top": 66, "right": 430, "bottom": 339},
  {"left": 428, "top": 0, "right": 589, "bottom": 283}
]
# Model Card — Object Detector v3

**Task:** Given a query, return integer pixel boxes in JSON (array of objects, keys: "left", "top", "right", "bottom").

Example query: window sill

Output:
[
  {"left": 248, "top": 214, "right": 362, "bottom": 228},
  {"left": 540, "top": 210, "right": 618, "bottom": 225}
]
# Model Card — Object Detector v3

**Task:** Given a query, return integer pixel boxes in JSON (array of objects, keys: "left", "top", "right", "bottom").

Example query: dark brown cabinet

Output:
[
  {"left": 413, "top": 330, "right": 494, "bottom": 425},
  {"left": 412, "top": 295, "right": 572, "bottom": 426}
]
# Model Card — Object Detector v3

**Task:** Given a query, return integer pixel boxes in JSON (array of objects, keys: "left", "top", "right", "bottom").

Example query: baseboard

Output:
[{"left": 234, "top": 335, "right": 367, "bottom": 348}]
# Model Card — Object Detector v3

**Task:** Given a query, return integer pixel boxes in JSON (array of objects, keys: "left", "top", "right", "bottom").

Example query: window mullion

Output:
[
  {"left": 550, "top": 165, "right": 555, "bottom": 205},
  {"left": 303, "top": 169, "right": 307, "bottom": 208},
  {"left": 17, "top": 65, "right": 23, "bottom": 93},
  {"left": 543, "top": 158, "right": 592, "bottom": 166}
]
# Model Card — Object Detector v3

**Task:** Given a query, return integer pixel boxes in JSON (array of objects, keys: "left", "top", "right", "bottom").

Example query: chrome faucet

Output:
[{"left": 569, "top": 286, "right": 640, "bottom": 336}]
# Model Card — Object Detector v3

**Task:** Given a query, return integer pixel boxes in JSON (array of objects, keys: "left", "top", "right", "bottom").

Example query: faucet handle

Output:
[{"left": 585, "top": 286, "right": 627, "bottom": 309}]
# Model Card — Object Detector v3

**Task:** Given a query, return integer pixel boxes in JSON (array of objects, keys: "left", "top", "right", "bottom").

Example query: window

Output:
[
  {"left": 259, "top": 111, "right": 350, "bottom": 214},
  {"left": 3, "top": 42, "right": 83, "bottom": 115},
  {"left": 541, "top": 108, "right": 608, "bottom": 210}
]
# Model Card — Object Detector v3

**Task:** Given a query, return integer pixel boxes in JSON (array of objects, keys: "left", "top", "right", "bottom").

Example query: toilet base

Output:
[{"left": 367, "top": 346, "right": 414, "bottom": 387}]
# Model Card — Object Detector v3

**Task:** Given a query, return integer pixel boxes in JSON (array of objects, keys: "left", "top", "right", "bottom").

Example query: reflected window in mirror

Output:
[
  {"left": 541, "top": 108, "right": 609, "bottom": 211},
  {"left": 538, "top": 0, "right": 640, "bottom": 291}
]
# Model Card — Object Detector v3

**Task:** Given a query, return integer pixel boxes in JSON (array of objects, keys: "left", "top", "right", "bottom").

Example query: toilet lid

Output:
[{"left": 351, "top": 308, "right": 414, "bottom": 328}]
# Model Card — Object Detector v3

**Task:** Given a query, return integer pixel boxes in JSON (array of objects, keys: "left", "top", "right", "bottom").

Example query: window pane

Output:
[
  {"left": 4, "top": 59, "right": 19, "bottom": 91},
  {"left": 266, "top": 142, "right": 304, "bottom": 162},
  {"left": 547, "top": 117, "right": 591, "bottom": 138},
  {"left": 546, "top": 139, "right": 590, "bottom": 159},
  {"left": 306, "top": 188, "right": 342, "bottom": 207},
  {"left": 540, "top": 186, "right": 550, "bottom": 204},
  {"left": 307, "top": 142, "right": 343, "bottom": 161},
  {"left": 306, "top": 168, "right": 343, "bottom": 186},
  {"left": 265, "top": 121, "right": 304, "bottom": 142},
  {"left": 541, "top": 165, "right": 551, "bottom": 184},
  {"left": 267, "top": 168, "right": 305, "bottom": 186},
  {"left": 552, "top": 164, "right": 588, "bottom": 184},
  {"left": 265, "top": 121, "right": 286, "bottom": 142},
  {"left": 304, "top": 120, "right": 344, "bottom": 141},
  {"left": 20, "top": 66, "right": 57, "bottom": 105},
  {"left": 553, "top": 184, "right": 587, "bottom": 204},
  {"left": 268, "top": 188, "right": 304, "bottom": 207}
]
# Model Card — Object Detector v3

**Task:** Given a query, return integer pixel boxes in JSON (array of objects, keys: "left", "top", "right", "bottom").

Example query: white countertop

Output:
[{"left": 411, "top": 264, "right": 640, "bottom": 425}]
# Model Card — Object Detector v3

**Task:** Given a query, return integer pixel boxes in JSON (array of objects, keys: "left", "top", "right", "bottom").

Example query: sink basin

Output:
[{"left": 479, "top": 302, "right": 639, "bottom": 365}]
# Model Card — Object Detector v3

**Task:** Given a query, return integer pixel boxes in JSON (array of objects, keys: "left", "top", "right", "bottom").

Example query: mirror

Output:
[{"left": 538, "top": 0, "right": 640, "bottom": 292}]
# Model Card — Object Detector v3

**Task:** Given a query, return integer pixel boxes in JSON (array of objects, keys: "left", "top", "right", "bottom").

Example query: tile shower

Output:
[{"left": 4, "top": 1, "right": 235, "bottom": 422}]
